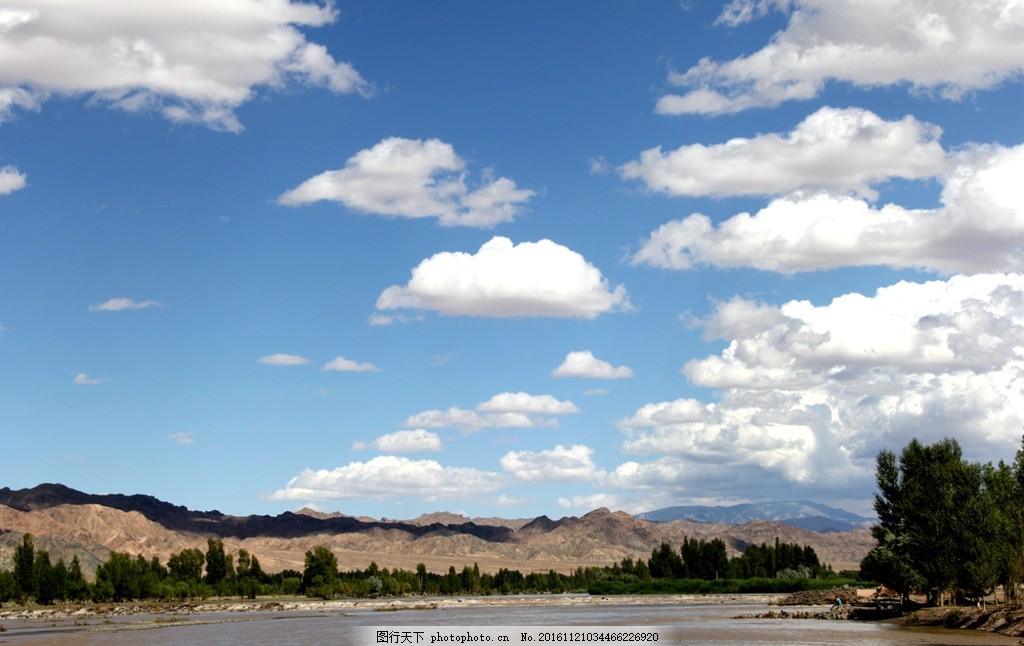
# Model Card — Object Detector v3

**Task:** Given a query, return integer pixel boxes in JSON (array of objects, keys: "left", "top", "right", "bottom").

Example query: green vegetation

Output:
[
  {"left": 588, "top": 576, "right": 861, "bottom": 596},
  {"left": 861, "top": 436, "right": 1024, "bottom": 607},
  {"left": 0, "top": 529, "right": 846, "bottom": 604},
  {"left": 0, "top": 534, "right": 272, "bottom": 604},
  {"left": 589, "top": 536, "right": 847, "bottom": 595}
]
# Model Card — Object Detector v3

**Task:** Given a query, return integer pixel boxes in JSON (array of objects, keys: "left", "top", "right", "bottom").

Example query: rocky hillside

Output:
[{"left": 0, "top": 484, "right": 875, "bottom": 577}]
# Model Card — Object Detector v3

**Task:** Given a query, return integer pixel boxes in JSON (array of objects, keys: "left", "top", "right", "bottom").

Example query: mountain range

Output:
[
  {"left": 636, "top": 501, "right": 875, "bottom": 533},
  {"left": 0, "top": 484, "right": 876, "bottom": 577}
]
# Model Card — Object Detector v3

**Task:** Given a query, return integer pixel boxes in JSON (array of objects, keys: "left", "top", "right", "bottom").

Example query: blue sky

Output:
[{"left": 2, "top": 0, "right": 1023, "bottom": 520}]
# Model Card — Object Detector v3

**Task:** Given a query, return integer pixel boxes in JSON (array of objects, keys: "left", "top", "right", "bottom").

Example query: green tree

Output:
[
  {"left": 416, "top": 563, "right": 427, "bottom": 593},
  {"left": 0, "top": 570, "right": 18, "bottom": 603},
  {"left": 95, "top": 552, "right": 140, "bottom": 602},
  {"left": 13, "top": 533, "right": 35, "bottom": 602},
  {"left": 865, "top": 437, "right": 1005, "bottom": 606},
  {"left": 301, "top": 546, "right": 338, "bottom": 597},
  {"left": 235, "top": 548, "right": 252, "bottom": 578},
  {"left": 168, "top": 548, "right": 205, "bottom": 584},
  {"left": 863, "top": 445, "right": 922, "bottom": 603},
  {"left": 65, "top": 555, "right": 89, "bottom": 601},
  {"left": 32, "top": 550, "right": 62, "bottom": 605},
  {"left": 204, "top": 538, "right": 229, "bottom": 586},
  {"left": 986, "top": 439, "right": 1024, "bottom": 606},
  {"left": 648, "top": 542, "right": 684, "bottom": 578}
]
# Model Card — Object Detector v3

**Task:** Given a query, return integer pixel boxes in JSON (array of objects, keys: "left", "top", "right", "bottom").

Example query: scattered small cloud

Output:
[
  {"left": 556, "top": 493, "right": 626, "bottom": 511},
  {"left": 404, "top": 391, "right": 580, "bottom": 433},
  {"left": 73, "top": 372, "right": 107, "bottom": 385},
  {"left": 258, "top": 353, "right": 310, "bottom": 366},
  {"left": 476, "top": 391, "right": 580, "bottom": 415},
  {"left": 168, "top": 432, "right": 195, "bottom": 445},
  {"left": 552, "top": 350, "right": 634, "bottom": 379},
  {"left": 353, "top": 429, "right": 441, "bottom": 453},
  {"left": 431, "top": 351, "right": 459, "bottom": 367},
  {"left": 321, "top": 356, "right": 381, "bottom": 373},
  {"left": 491, "top": 494, "right": 530, "bottom": 507},
  {"left": 0, "top": 165, "right": 26, "bottom": 194},
  {"left": 89, "top": 297, "right": 164, "bottom": 312}
]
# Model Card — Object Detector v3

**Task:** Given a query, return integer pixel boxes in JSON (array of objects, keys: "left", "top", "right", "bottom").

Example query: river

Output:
[{"left": 2, "top": 596, "right": 1018, "bottom": 645}]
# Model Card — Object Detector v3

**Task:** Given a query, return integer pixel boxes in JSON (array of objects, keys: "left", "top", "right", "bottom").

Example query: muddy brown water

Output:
[{"left": 2, "top": 596, "right": 1019, "bottom": 645}]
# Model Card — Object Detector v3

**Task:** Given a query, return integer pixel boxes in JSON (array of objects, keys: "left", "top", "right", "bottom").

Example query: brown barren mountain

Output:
[{"left": 0, "top": 484, "right": 874, "bottom": 577}]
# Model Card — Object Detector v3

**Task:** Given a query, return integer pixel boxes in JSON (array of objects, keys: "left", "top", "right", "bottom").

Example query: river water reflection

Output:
[{"left": 6, "top": 596, "right": 1020, "bottom": 645}]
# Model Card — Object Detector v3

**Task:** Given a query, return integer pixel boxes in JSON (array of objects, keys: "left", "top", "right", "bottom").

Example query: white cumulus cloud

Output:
[
  {"left": 658, "top": 0, "right": 1024, "bottom": 115},
  {"left": 620, "top": 107, "right": 946, "bottom": 200},
  {"left": 402, "top": 407, "right": 540, "bottom": 432},
  {"left": 73, "top": 372, "right": 106, "bottom": 385},
  {"left": 269, "top": 455, "right": 502, "bottom": 501},
  {"left": 322, "top": 356, "right": 381, "bottom": 372},
  {"left": 476, "top": 391, "right": 580, "bottom": 415},
  {"left": 501, "top": 444, "right": 601, "bottom": 482},
  {"left": 258, "top": 353, "right": 310, "bottom": 366},
  {"left": 377, "top": 236, "right": 631, "bottom": 319},
  {"left": 552, "top": 350, "right": 634, "bottom": 379},
  {"left": 0, "top": 0, "right": 371, "bottom": 131},
  {"left": 0, "top": 165, "right": 26, "bottom": 194},
  {"left": 404, "top": 391, "right": 579, "bottom": 432},
  {"left": 556, "top": 493, "right": 627, "bottom": 511},
  {"left": 277, "top": 137, "right": 535, "bottom": 227},
  {"left": 632, "top": 143, "right": 1024, "bottom": 275},
  {"left": 88, "top": 297, "right": 164, "bottom": 312},
  {"left": 616, "top": 273, "right": 1024, "bottom": 502},
  {"left": 168, "top": 432, "right": 195, "bottom": 445},
  {"left": 352, "top": 429, "right": 441, "bottom": 453}
]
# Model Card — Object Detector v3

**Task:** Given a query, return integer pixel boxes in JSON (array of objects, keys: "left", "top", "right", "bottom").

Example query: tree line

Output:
[
  {"left": 862, "top": 436, "right": 1024, "bottom": 607},
  {"left": 646, "top": 536, "right": 826, "bottom": 581},
  {"left": 0, "top": 535, "right": 272, "bottom": 604},
  {"left": 1, "top": 529, "right": 841, "bottom": 605}
]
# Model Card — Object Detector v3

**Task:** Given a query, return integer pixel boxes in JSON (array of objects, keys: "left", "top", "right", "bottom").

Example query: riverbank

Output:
[
  {"left": 900, "top": 605, "right": 1024, "bottom": 637},
  {"left": 738, "top": 586, "right": 1024, "bottom": 639},
  {"left": 0, "top": 593, "right": 788, "bottom": 635}
]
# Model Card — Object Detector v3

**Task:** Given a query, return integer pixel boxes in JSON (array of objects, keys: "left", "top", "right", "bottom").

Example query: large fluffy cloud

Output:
[
  {"left": 620, "top": 107, "right": 946, "bottom": 199},
  {"left": 0, "top": 0, "right": 371, "bottom": 131},
  {"left": 658, "top": 0, "right": 1024, "bottom": 115},
  {"left": 269, "top": 455, "right": 502, "bottom": 501},
  {"left": 377, "top": 236, "right": 631, "bottom": 318},
  {"left": 404, "top": 391, "right": 579, "bottom": 432},
  {"left": 617, "top": 273, "right": 1024, "bottom": 501},
  {"left": 277, "top": 138, "right": 535, "bottom": 227},
  {"left": 632, "top": 143, "right": 1024, "bottom": 274}
]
